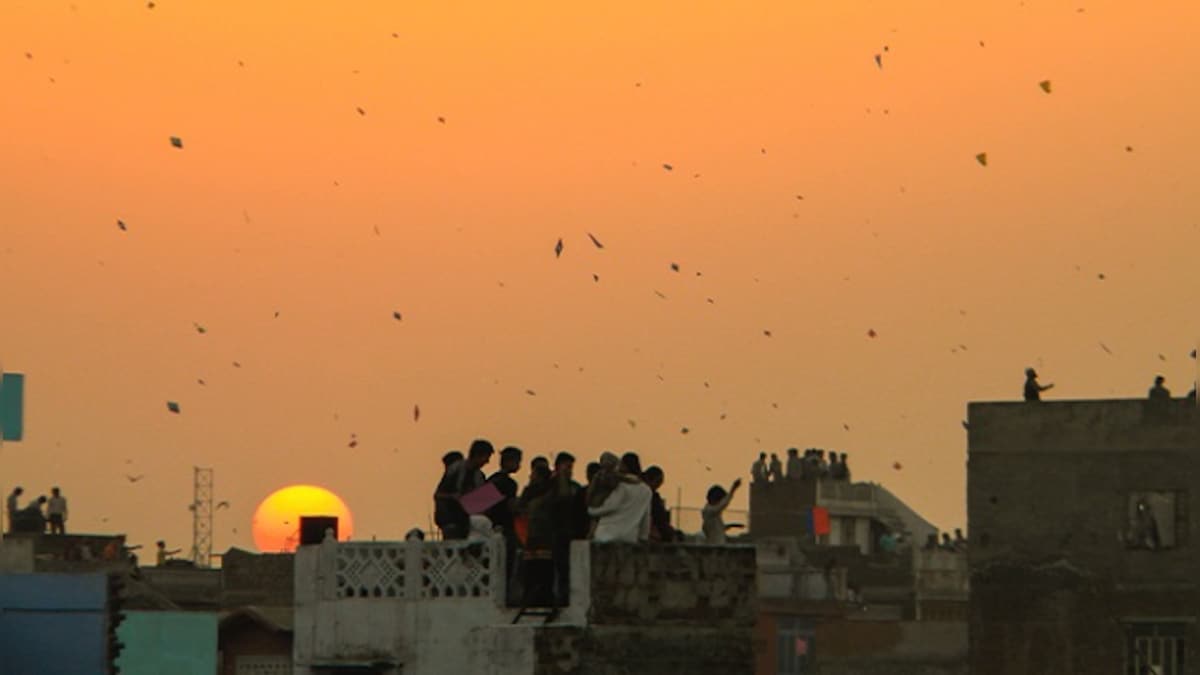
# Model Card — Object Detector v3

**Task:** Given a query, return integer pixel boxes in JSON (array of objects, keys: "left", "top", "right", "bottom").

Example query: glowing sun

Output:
[{"left": 251, "top": 484, "right": 355, "bottom": 553}]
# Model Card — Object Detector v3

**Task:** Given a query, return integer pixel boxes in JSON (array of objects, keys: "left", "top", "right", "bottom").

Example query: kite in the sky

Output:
[
  {"left": 554, "top": 238, "right": 564, "bottom": 258},
  {"left": 662, "top": 163, "right": 673, "bottom": 171},
  {"left": 587, "top": 232, "right": 604, "bottom": 249},
  {"left": 874, "top": 54, "right": 882, "bottom": 68},
  {"left": 170, "top": 136, "right": 183, "bottom": 149},
  {"left": 670, "top": 263, "right": 680, "bottom": 272},
  {"left": 413, "top": 405, "right": 420, "bottom": 422},
  {"left": 356, "top": 107, "right": 366, "bottom": 116},
  {"left": 392, "top": 311, "right": 402, "bottom": 321},
  {"left": 166, "top": 401, "right": 181, "bottom": 414},
  {"left": 1039, "top": 80, "right": 1052, "bottom": 93},
  {"left": 117, "top": 219, "right": 127, "bottom": 231},
  {"left": 867, "top": 329, "right": 878, "bottom": 338},
  {"left": 975, "top": 152, "right": 988, "bottom": 167}
]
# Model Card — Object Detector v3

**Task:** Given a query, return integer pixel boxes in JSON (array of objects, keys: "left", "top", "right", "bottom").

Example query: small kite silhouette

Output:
[
  {"left": 587, "top": 232, "right": 604, "bottom": 249},
  {"left": 975, "top": 152, "right": 988, "bottom": 167},
  {"left": 117, "top": 219, "right": 127, "bottom": 231},
  {"left": 392, "top": 311, "right": 402, "bottom": 321},
  {"left": 867, "top": 329, "right": 878, "bottom": 338},
  {"left": 554, "top": 238, "right": 564, "bottom": 258},
  {"left": 1038, "top": 80, "right": 1052, "bottom": 93},
  {"left": 662, "top": 163, "right": 673, "bottom": 171},
  {"left": 166, "top": 401, "right": 180, "bottom": 414},
  {"left": 169, "top": 136, "right": 183, "bottom": 149},
  {"left": 413, "top": 404, "right": 421, "bottom": 422},
  {"left": 125, "top": 474, "right": 145, "bottom": 483}
]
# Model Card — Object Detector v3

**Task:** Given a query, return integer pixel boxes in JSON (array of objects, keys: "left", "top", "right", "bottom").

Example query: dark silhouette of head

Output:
[
  {"left": 51, "top": 487, "right": 60, "bottom": 497},
  {"left": 1026, "top": 367, "right": 1037, "bottom": 378},
  {"left": 442, "top": 451, "right": 463, "bottom": 469},
  {"left": 499, "top": 446, "right": 523, "bottom": 473},
  {"left": 759, "top": 452, "right": 767, "bottom": 460},
  {"left": 585, "top": 462, "right": 601, "bottom": 483},
  {"left": 554, "top": 451, "right": 575, "bottom": 471},
  {"left": 787, "top": 448, "right": 798, "bottom": 457},
  {"left": 620, "top": 452, "right": 642, "bottom": 476},
  {"left": 707, "top": 485, "right": 727, "bottom": 505},
  {"left": 531, "top": 456, "right": 550, "bottom": 473},
  {"left": 1155, "top": 375, "right": 1166, "bottom": 386},
  {"left": 466, "top": 439, "right": 494, "bottom": 470},
  {"left": 644, "top": 466, "right": 664, "bottom": 490},
  {"left": 11, "top": 486, "right": 22, "bottom": 497}
]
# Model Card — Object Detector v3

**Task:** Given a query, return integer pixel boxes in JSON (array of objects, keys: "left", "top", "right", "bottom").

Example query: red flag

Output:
[
  {"left": 795, "top": 637, "right": 809, "bottom": 656},
  {"left": 809, "top": 507, "right": 830, "bottom": 535}
]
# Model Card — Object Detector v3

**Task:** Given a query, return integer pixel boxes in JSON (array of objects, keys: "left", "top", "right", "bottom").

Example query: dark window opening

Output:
[
  {"left": 1124, "top": 491, "right": 1188, "bottom": 551},
  {"left": 1125, "top": 622, "right": 1186, "bottom": 675}
]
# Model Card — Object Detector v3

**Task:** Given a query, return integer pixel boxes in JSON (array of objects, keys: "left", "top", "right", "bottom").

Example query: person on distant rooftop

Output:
[
  {"left": 434, "top": 439, "right": 494, "bottom": 540},
  {"left": 940, "top": 533, "right": 956, "bottom": 551},
  {"left": 815, "top": 450, "right": 829, "bottom": 478},
  {"left": 751, "top": 452, "right": 769, "bottom": 483},
  {"left": 643, "top": 466, "right": 678, "bottom": 543},
  {"left": 786, "top": 448, "right": 803, "bottom": 480},
  {"left": 1189, "top": 384, "right": 1197, "bottom": 400},
  {"left": 702, "top": 478, "right": 742, "bottom": 545},
  {"left": 6, "top": 486, "right": 23, "bottom": 532},
  {"left": 835, "top": 453, "right": 852, "bottom": 482},
  {"left": 768, "top": 453, "right": 783, "bottom": 482},
  {"left": 156, "top": 540, "right": 181, "bottom": 565},
  {"left": 1148, "top": 375, "right": 1171, "bottom": 401},
  {"left": 1024, "top": 368, "right": 1054, "bottom": 402},
  {"left": 47, "top": 487, "right": 68, "bottom": 535},
  {"left": 953, "top": 528, "right": 968, "bottom": 551}
]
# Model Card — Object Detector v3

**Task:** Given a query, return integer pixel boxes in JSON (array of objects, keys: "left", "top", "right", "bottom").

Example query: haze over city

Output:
[{"left": 2, "top": 0, "right": 1198, "bottom": 555}]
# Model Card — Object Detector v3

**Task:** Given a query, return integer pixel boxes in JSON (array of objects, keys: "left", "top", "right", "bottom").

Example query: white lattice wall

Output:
[{"left": 329, "top": 539, "right": 501, "bottom": 601}]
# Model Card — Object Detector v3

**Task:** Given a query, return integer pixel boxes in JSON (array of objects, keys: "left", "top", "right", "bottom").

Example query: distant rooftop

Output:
[{"left": 967, "top": 398, "right": 1199, "bottom": 453}]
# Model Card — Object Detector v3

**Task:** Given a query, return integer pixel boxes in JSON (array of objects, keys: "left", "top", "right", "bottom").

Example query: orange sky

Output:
[{"left": 2, "top": 1, "right": 1198, "bottom": 556}]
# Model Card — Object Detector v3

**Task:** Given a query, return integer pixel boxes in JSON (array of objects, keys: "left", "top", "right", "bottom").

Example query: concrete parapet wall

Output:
[{"left": 587, "top": 542, "right": 756, "bottom": 627}]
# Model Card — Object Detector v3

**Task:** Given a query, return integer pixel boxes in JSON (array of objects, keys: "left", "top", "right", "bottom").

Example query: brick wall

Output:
[{"left": 533, "top": 625, "right": 754, "bottom": 675}]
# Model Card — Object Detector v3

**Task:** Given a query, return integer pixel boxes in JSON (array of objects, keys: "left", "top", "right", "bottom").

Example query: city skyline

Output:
[{"left": 2, "top": 0, "right": 1199, "bottom": 553}]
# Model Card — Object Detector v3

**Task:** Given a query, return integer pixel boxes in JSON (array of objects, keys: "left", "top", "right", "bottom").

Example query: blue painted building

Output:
[{"left": 0, "top": 572, "right": 109, "bottom": 675}]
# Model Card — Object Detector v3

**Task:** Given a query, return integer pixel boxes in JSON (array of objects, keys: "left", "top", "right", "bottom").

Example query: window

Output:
[
  {"left": 1125, "top": 622, "right": 1187, "bottom": 675},
  {"left": 776, "top": 618, "right": 814, "bottom": 675},
  {"left": 1124, "top": 491, "right": 1188, "bottom": 550}
]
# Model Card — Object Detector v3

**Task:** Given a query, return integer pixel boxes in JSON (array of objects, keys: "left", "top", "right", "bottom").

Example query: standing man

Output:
[
  {"left": 768, "top": 453, "right": 783, "bottom": 482},
  {"left": 751, "top": 452, "right": 769, "bottom": 483},
  {"left": 1148, "top": 375, "right": 1171, "bottom": 401},
  {"left": 785, "top": 448, "right": 803, "bottom": 480},
  {"left": 47, "top": 487, "right": 68, "bottom": 535},
  {"left": 548, "top": 452, "right": 581, "bottom": 606},
  {"left": 6, "top": 486, "right": 23, "bottom": 532},
  {"left": 643, "top": 466, "right": 677, "bottom": 543},
  {"left": 702, "top": 478, "right": 742, "bottom": 545},
  {"left": 487, "top": 446, "right": 523, "bottom": 598},
  {"left": 1024, "top": 368, "right": 1054, "bottom": 402},
  {"left": 435, "top": 439, "right": 494, "bottom": 540}
]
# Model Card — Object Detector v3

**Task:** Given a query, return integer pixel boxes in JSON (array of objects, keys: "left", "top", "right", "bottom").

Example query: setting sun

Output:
[{"left": 251, "top": 484, "right": 355, "bottom": 553}]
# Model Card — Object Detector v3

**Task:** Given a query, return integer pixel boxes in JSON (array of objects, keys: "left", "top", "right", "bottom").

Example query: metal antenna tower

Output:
[{"left": 192, "top": 466, "right": 213, "bottom": 568}]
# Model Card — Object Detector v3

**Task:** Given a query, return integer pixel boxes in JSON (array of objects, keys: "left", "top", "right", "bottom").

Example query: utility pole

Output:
[{"left": 192, "top": 467, "right": 213, "bottom": 568}]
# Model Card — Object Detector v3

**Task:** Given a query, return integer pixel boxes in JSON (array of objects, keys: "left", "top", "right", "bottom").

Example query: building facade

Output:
[
  {"left": 293, "top": 536, "right": 757, "bottom": 675},
  {"left": 967, "top": 398, "right": 1199, "bottom": 674}
]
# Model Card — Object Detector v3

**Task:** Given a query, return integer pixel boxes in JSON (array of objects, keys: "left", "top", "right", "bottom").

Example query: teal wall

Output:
[{"left": 117, "top": 611, "right": 217, "bottom": 675}]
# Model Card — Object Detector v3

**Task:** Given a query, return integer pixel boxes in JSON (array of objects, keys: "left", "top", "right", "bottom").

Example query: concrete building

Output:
[
  {"left": 750, "top": 477, "right": 968, "bottom": 675},
  {"left": 967, "top": 397, "right": 1199, "bottom": 675},
  {"left": 116, "top": 610, "right": 219, "bottom": 675},
  {"left": 293, "top": 536, "right": 757, "bottom": 674},
  {"left": 0, "top": 572, "right": 112, "bottom": 675}
]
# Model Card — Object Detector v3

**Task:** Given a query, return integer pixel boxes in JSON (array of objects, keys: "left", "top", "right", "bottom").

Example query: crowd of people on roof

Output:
[
  {"left": 751, "top": 448, "right": 851, "bottom": 483},
  {"left": 428, "top": 439, "right": 742, "bottom": 607}
]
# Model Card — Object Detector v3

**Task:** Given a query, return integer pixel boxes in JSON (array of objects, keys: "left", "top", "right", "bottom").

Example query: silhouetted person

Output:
[
  {"left": 922, "top": 532, "right": 938, "bottom": 551},
  {"left": 751, "top": 452, "right": 768, "bottom": 483},
  {"left": 156, "top": 540, "right": 181, "bottom": 565},
  {"left": 573, "top": 462, "right": 601, "bottom": 540},
  {"left": 435, "top": 439, "right": 494, "bottom": 540},
  {"left": 643, "top": 466, "right": 677, "bottom": 543},
  {"left": 940, "top": 533, "right": 956, "bottom": 551},
  {"left": 1148, "top": 375, "right": 1171, "bottom": 401},
  {"left": 815, "top": 450, "right": 829, "bottom": 478},
  {"left": 518, "top": 463, "right": 555, "bottom": 606},
  {"left": 1189, "top": 384, "right": 1197, "bottom": 401},
  {"left": 768, "top": 453, "right": 783, "bottom": 482},
  {"left": 47, "top": 487, "right": 68, "bottom": 535},
  {"left": 433, "top": 451, "right": 463, "bottom": 538},
  {"left": 1024, "top": 368, "right": 1053, "bottom": 401},
  {"left": 549, "top": 452, "right": 581, "bottom": 605},
  {"left": 836, "top": 453, "right": 852, "bottom": 482},
  {"left": 702, "top": 479, "right": 741, "bottom": 544},
  {"left": 619, "top": 451, "right": 643, "bottom": 478},
  {"left": 785, "top": 448, "right": 803, "bottom": 480},
  {"left": 530, "top": 456, "right": 550, "bottom": 475},
  {"left": 589, "top": 461, "right": 652, "bottom": 544},
  {"left": 953, "top": 528, "right": 968, "bottom": 551},
  {"left": 487, "top": 446, "right": 523, "bottom": 586},
  {"left": 6, "top": 486, "right": 22, "bottom": 532},
  {"left": 827, "top": 452, "right": 841, "bottom": 480}
]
